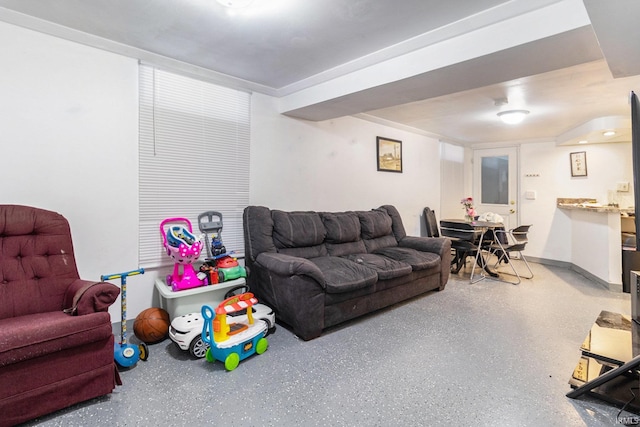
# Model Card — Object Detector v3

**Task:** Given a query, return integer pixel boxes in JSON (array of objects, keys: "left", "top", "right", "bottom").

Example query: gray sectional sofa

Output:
[{"left": 243, "top": 205, "right": 451, "bottom": 340}]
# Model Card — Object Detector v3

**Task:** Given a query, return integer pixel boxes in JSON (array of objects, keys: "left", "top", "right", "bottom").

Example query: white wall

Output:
[
  {"left": 519, "top": 141, "right": 632, "bottom": 263},
  {"left": 0, "top": 21, "right": 142, "bottom": 321},
  {"left": 2, "top": 19, "right": 633, "bottom": 323},
  {"left": 0, "top": 22, "right": 442, "bottom": 324},
  {"left": 250, "top": 93, "right": 442, "bottom": 237},
  {"left": 440, "top": 142, "right": 473, "bottom": 221},
  {"left": 439, "top": 139, "right": 634, "bottom": 266}
]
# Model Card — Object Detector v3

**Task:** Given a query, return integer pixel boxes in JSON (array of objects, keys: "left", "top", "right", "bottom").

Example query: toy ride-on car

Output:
[
  {"left": 201, "top": 292, "right": 270, "bottom": 371},
  {"left": 169, "top": 303, "right": 275, "bottom": 358},
  {"left": 168, "top": 285, "right": 275, "bottom": 358}
]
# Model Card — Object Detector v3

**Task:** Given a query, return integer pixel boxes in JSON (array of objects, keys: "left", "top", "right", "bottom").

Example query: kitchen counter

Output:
[
  {"left": 557, "top": 198, "right": 634, "bottom": 214},
  {"left": 557, "top": 198, "right": 626, "bottom": 291}
]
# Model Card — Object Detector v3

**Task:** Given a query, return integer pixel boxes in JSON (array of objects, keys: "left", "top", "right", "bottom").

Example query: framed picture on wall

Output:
[
  {"left": 376, "top": 136, "right": 402, "bottom": 173},
  {"left": 570, "top": 151, "right": 587, "bottom": 177}
]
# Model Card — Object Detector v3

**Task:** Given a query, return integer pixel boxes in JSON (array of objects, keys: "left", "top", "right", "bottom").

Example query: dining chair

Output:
[
  {"left": 425, "top": 208, "right": 465, "bottom": 274},
  {"left": 423, "top": 207, "right": 440, "bottom": 238},
  {"left": 487, "top": 225, "right": 533, "bottom": 284},
  {"left": 439, "top": 220, "right": 481, "bottom": 274}
]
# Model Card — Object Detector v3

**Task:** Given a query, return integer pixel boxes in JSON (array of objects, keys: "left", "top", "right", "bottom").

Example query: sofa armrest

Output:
[
  {"left": 256, "top": 252, "right": 326, "bottom": 288},
  {"left": 399, "top": 236, "right": 452, "bottom": 290},
  {"left": 399, "top": 236, "right": 449, "bottom": 255},
  {"left": 63, "top": 279, "right": 120, "bottom": 316}
]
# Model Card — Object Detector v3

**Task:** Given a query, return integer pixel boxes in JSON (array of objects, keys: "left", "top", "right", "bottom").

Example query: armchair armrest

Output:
[
  {"left": 63, "top": 279, "right": 120, "bottom": 316},
  {"left": 256, "top": 252, "right": 326, "bottom": 288}
]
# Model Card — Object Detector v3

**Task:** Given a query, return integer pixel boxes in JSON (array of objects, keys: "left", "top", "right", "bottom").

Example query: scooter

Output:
[{"left": 101, "top": 268, "right": 149, "bottom": 368}]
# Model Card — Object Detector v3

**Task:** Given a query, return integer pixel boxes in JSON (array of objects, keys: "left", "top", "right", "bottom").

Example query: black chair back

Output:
[
  {"left": 505, "top": 225, "right": 530, "bottom": 251},
  {"left": 440, "top": 220, "right": 478, "bottom": 243},
  {"left": 511, "top": 225, "right": 530, "bottom": 242},
  {"left": 423, "top": 207, "right": 440, "bottom": 237}
]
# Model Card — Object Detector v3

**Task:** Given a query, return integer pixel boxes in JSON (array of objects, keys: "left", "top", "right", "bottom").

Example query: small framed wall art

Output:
[
  {"left": 376, "top": 136, "right": 402, "bottom": 173},
  {"left": 570, "top": 151, "right": 587, "bottom": 177}
]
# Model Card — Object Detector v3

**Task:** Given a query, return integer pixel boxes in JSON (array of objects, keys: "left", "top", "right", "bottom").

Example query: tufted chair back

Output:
[{"left": 0, "top": 205, "right": 81, "bottom": 320}]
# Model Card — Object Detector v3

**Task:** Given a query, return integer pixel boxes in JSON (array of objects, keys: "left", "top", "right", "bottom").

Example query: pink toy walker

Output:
[{"left": 160, "top": 217, "right": 205, "bottom": 291}]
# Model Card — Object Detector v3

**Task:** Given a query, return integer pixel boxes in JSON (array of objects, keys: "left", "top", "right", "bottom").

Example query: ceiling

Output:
[{"left": 1, "top": 0, "right": 639, "bottom": 146}]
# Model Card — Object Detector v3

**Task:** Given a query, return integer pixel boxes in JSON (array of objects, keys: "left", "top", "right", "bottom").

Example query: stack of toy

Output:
[
  {"left": 160, "top": 217, "right": 205, "bottom": 291},
  {"left": 197, "top": 211, "right": 247, "bottom": 284}
]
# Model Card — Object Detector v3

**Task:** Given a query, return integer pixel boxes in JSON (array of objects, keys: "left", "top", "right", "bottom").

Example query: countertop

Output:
[{"left": 557, "top": 198, "right": 634, "bottom": 214}]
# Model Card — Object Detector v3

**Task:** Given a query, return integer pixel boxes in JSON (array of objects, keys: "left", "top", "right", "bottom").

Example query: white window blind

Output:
[{"left": 139, "top": 65, "right": 250, "bottom": 268}]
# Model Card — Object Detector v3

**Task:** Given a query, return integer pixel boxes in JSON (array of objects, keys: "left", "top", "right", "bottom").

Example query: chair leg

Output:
[
  {"left": 492, "top": 251, "right": 508, "bottom": 268},
  {"left": 499, "top": 255, "right": 522, "bottom": 285},
  {"left": 450, "top": 250, "right": 459, "bottom": 272},
  {"left": 470, "top": 250, "right": 488, "bottom": 284},
  {"left": 517, "top": 253, "right": 534, "bottom": 279},
  {"left": 451, "top": 249, "right": 467, "bottom": 274},
  {"left": 492, "top": 251, "right": 533, "bottom": 283}
]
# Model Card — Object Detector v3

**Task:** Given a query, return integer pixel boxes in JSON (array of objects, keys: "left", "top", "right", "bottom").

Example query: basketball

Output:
[{"left": 133, "top": 307, "right": 170, "bottom": 343}]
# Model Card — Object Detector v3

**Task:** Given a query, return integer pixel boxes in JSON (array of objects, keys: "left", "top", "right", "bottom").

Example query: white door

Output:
[{"left": 472, "top": 147, "right": 518, "bottom": 230}]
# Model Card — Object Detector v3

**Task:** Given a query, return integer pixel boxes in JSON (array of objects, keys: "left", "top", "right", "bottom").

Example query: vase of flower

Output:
[{"left": 461, "top": 197, "right": 476, "bottom": 222}]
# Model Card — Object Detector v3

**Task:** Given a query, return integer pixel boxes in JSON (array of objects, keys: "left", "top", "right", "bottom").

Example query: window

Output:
[{"left": 139, "top": 65, "right": 250, "bottom": 267}]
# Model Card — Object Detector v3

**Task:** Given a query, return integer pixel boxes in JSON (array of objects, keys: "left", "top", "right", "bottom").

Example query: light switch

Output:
[
  {"left": 525, "top": 190, "right": 536, "bottom": 200},
  {"left": 617, "top": 181, "right": 630, "bottom": 192}
]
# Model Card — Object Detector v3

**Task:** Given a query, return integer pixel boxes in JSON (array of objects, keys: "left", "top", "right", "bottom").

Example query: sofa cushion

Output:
[
  {"left": 272, "top": 211, "right": 326, "bottom": 249},
  {"left": 373, "top": 247, "right": 441, "bottom": 271},
  {"left": 380, "top": 205, "right": 408, "bottom": 241},
  {"left": 321, "top": 212, "right": 361, "bottom": 243},
  {"left": 363, "top": 235, "right": 398, "bottom": 253},
  {"left": 278, "top": 244, "right": 328, "bottom": 259},
  {"left": 342, "top": 253, "right": 412, "bottom": 280},
  {"left": 309, "top": 256, "right": 377, "bottom": 293},
  {"left": 358, "top": 209, "right": 393, "bottom": 239},
  {"left": 325, "top": 240, "right": 367, "bottom": 257}
]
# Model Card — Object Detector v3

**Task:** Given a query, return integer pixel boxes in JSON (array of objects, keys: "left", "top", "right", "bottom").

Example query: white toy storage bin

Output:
[{"left": 154, "top": 277, "right": 246, "bottom": 319}]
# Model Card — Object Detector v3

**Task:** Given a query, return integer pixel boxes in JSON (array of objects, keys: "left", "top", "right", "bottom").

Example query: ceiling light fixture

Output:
[
  {"left": 497, "top": 109, "right": 530, "bottom": 125},
  {"left": 603, "top": 130, "right": 616, "bottom": 137},
  {"left": 216, "top": 0, "right": 254, "bottom": 8}
]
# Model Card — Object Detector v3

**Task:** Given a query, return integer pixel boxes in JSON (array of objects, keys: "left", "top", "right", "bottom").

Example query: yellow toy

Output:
[{"left": 201, "top": 292, "right": 269, "bottom": 371}]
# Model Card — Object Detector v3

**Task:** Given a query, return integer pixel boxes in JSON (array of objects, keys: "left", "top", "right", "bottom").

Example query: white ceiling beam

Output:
[{"left": 278, "top": 0, "right": 592, "bottom": 120}]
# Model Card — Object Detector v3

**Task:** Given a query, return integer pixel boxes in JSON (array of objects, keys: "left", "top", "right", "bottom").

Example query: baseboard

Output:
[
  {"left": 526, "top": 256, "right": 622, "bottom": 292},
  {"left": 526, "top": 256, "right": 571, "bottom": 269}
]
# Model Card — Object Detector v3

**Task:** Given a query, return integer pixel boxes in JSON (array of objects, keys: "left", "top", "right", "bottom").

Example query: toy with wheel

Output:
[
  {"left": 101, "top": 269, "right": 149, "bottom": 368},
  {"left": 160, "top": 217, "right": 205, "bottom": 291},
  {"left": 201, "top": 292, "right": 269, "bottom": 371},
  {"left": 223, "top": 285, "right": 276, "bottom": 335},
  {"left": 197, "top": 211, "right": 247, "bottom": 284},
  {"left": 169, "top": 285, "right": 275, "bottom": 358},
  {"left": 198, "top": 211, "right": 226, "bottom": 259}
]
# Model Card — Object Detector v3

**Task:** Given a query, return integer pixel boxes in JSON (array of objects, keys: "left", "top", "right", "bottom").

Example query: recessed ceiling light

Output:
[
  {"left": 216, "top": 0, "right": 254, "bottom": 8},
  {"left": 603, "top": 130, "right": 616, "bottom": 137},
  {"left": 497, "top": 110, "right": 530, "bottom": 125},
  {"left": 578, "top": 140, "right": 588, "bottom": 144}
]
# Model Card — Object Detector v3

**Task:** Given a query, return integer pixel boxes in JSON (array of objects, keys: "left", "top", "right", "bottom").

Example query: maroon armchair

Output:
[{"left": 0, "top": 205, "right": 120, "bottom": 426}]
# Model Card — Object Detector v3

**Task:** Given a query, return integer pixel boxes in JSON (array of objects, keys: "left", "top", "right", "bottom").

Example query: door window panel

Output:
[{"left": 481, "top": 156, "right": 508, "bottom": 205}]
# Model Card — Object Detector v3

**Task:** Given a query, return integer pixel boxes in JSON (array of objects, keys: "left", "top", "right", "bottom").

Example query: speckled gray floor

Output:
[{"left": 21, "top": 263, "right": 639, "bottom": 426}]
